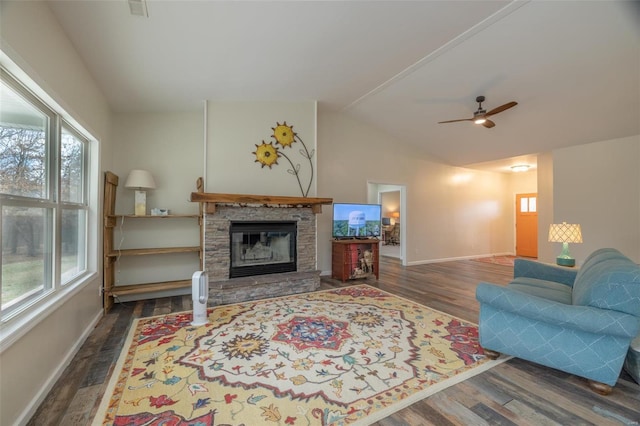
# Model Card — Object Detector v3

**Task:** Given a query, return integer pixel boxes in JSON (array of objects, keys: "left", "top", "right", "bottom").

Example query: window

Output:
[
  {"left": 519, "top": 196, "right": 537, "bottom": 213},
  {"left": 0, "top": 68, "right": 89, "bottom": 320}
]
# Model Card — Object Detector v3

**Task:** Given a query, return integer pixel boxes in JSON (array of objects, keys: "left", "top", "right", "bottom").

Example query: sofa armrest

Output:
[
  {"left": 476, "top": 282, "right": 640, "bottom": 339},
  {"left": 513, "top": 259, "right": 577, "bottom": 287}
]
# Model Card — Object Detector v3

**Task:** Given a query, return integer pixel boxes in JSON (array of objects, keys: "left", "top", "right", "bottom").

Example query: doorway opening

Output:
[
  {"left": 516, "top": 193, "right": 538, "bottom": 258},
  {"left": 368, "top": 182, "right": 407, "bottom": 265}
]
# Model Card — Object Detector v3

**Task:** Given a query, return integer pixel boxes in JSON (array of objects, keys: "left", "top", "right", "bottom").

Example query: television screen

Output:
[
  {"left": 332, "top": 203, "right": 382, "bottom": 238},
  {"left": 381, "top": 217, "right": 391, "bottom": 226}
]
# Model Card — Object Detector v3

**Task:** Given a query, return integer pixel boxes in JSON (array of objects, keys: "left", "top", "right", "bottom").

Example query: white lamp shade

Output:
[{"left": 124, "top": 169, "right": 156, "bottom": 190}]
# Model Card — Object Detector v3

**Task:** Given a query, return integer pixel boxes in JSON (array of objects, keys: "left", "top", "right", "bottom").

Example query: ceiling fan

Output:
[{"left": 438, "top": 96, "right": 517, "bottom": 128}]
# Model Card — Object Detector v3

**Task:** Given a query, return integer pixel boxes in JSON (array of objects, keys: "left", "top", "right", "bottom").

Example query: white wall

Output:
[
  {"left": 0, "top": 2, "right": 111, "bottom": 425},
  {"left": 111, "top": 111, "right": 204, "bottom": 216},
  {"left": 536, "top": 152, "right": 555, "bottom": 263},
  {"left": 552, "top": 135, "right": 640, "bottom": 263},
  {"left": 317, "top": 110, "right": 514, "bottom": 272},
  {"left": 509, "top": 170, "right": 537, "bottom": 195},
  {"left": 109, "top": 112, "right": 204, "bottom": 300},
  {"left": 206, "top": 101, "right": 317, "bottom": 197}
]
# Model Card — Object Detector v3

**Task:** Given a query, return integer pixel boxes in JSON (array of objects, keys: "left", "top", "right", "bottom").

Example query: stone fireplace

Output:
[{"left": 191, "top": 193, "right": 332, "bottom": 305}]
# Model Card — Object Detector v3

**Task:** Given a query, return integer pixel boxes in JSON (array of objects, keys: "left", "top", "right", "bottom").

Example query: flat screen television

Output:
[{"left": 332, "top": 203, "right": 382, "bottom": 239}]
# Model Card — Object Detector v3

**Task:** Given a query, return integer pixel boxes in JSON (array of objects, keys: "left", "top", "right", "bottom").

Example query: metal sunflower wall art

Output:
[{"left": 252, "top": 121, "right": 315, "bottom": 197}]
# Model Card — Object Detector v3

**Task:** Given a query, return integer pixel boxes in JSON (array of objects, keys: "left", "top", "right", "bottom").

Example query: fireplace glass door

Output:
[{"left": 229, "top": 221, "right": 297, "bottom": 278}]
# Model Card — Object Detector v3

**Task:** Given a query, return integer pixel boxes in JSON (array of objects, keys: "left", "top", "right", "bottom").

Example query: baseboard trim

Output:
[
  {"left": 14, "top": 309, "right": 103, "bottom": 426},
  {"left": 406, "top": 252, "right": 513, "bottom": 266}
]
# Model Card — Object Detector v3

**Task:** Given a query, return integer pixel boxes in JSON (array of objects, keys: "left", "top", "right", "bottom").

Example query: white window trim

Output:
[
  {"left": 0, "top": 271, "right": 98, "bottom": 353},
  {"left": 0, "top": 56, "right": 101, "bottom": 351}
]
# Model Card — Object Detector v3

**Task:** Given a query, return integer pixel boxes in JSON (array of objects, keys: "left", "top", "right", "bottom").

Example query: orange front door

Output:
[{"left": 516, "top": 193, "right": 538, "bottom": 258}]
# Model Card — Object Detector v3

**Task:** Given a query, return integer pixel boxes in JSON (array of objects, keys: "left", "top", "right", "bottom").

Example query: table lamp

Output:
[
  {"left": 548, "top": 222, "right": 582, "bottom": 267},
  {"left": 124, "top": 169, "right": 156, "bottom": 215},
  {"left": 391, "top": 211, "right": 400, "bottom": 224}
]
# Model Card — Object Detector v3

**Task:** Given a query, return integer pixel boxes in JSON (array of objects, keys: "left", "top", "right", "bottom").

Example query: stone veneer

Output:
[{"left": 204, "top": 205, "right": 320, "bottom": 305}]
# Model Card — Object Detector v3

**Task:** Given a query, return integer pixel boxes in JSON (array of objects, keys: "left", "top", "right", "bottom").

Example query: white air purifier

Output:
[{"left": 191, "top": 271, "right": 209, "bottom": 326}]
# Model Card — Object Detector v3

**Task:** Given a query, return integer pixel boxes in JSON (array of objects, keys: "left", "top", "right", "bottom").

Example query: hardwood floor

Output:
[{"left": 28, "top": 257, "right": 640, "bottom": 425}]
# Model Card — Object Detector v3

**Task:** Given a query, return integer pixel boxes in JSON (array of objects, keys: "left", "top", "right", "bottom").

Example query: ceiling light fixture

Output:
[
  {"left": 473, "top": 102, "right": 487, "bottom": 124},
  {"left": 510, "top": 164, "right": 530, "bottom": 172}
]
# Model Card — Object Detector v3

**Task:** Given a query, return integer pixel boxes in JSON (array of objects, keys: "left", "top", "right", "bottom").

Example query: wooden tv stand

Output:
[{"left": 331, "top": 239, "right": 380, "bottom": 282}]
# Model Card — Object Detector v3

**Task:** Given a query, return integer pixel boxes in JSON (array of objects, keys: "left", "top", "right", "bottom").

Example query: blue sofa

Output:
[{"left": 476, "top": 248, "right": 640, "bottom": 394}]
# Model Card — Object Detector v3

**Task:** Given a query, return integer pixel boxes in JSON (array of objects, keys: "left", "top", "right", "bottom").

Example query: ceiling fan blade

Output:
[
  {"left": 438, "top": 118, "right": 473, "bottom": 124},
  {"left": 482, "top": 119, "right": 496, "bottom": 128},
  {"left": 485, "top": 101, "right": 517, "bottom": 117}
]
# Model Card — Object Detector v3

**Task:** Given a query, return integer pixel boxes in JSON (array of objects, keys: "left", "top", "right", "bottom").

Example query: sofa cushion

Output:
[
  {"left": 514, "top": 258, "right": 577, "bottom": 286},
  {"left": 571, "top": 249, "right": 640, "bottom": 316},
  {"left": 574, "top": 248, "right": 626, "bottom": 287},
  {"left": 508, "top": 277, "right": 572, "bottom": 304}
]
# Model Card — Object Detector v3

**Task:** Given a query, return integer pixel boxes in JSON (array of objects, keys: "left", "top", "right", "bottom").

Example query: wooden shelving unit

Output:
[{"left": 103, "top": 172, "right": 204, "bottom": 312}]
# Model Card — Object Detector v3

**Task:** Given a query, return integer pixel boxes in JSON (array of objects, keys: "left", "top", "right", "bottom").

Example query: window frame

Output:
[
  {"left": 1, "top": 67, "right": 93, "bottom": 326},
  {"left": 58, "top": 123, "right": 90, "bottom": 286}
]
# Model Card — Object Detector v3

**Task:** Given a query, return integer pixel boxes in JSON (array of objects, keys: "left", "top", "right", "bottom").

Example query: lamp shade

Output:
[
  {"left": 124, "top": 170, "right": 156, "bottom": 190},
  {"left": 548, "top": 222, "right": 583, "bottom": 243},
  {"left": 391, "top": 212, "right": 400, "bottom": 219}
]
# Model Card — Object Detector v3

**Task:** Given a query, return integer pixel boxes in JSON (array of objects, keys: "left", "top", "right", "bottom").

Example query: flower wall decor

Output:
[{"left": 252, "top": 122, "right": 315, "bottom": 197}]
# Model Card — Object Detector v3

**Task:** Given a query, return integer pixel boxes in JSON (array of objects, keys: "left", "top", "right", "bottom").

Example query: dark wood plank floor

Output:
[{"left": 28, "top": 257, "right": 640, "bottom": 426}]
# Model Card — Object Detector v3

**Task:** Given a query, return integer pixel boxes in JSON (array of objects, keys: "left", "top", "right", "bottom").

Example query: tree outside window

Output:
[{"left": 0, "top": 70, "right": 88, "bottom": 317}]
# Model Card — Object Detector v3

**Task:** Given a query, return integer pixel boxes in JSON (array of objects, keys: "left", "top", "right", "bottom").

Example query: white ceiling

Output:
[{"left": 47, "top": 0, "right": 639, "bottom": 172}]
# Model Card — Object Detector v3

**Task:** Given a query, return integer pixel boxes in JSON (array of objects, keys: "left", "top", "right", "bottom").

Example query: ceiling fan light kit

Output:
[{"left": 439, "top": 95, "right": 517, "bottom": 128}]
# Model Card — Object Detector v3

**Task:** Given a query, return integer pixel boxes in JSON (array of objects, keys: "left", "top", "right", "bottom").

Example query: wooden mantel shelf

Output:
[{"left": 190, "top": 192, "right": 333, "bottom": 214}]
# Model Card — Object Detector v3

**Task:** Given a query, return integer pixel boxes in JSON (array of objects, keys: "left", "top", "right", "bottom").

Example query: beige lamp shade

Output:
[
  {"left": 548, "top": 222, "right": 583, "bottom": 243},
  {"left": 125, "top": 170, "right": 156, "bottom": 215},
  {"left": 124, "top": 169, "right": 156, "bottom": 190},
  {"left": 391, "top": 212, "right": 400, "bottom": 219}
]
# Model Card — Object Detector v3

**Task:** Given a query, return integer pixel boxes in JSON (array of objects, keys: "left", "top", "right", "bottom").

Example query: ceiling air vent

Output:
[{"left": 128, "top": 0, "right": 148, "bottom": 17}]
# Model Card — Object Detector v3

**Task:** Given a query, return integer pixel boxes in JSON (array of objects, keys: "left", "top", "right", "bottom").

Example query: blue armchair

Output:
[{"left": 476, "top": 248, "right": 640, "bottom": 394}]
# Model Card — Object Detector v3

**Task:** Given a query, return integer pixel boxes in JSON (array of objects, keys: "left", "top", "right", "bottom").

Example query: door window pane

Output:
[
  {"left": 0, "top": 81, "right": 49, "bottom": 199},
  {"left": 60, "top": 208, "right": 86, "bottom": 283},
  {"left": 520, "top": 196, "right": 537, "bottom": 213},
  {"left": 1, "top": 206, "right": 51, "bottom": 311},
  {"left": 528, "top": 197, "right": 537, "bottom": 213}
]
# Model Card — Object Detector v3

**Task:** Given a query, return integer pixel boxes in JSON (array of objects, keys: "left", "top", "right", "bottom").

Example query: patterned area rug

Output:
[{"left": 94, "top": 285, "right": 506, "bottom": 426}]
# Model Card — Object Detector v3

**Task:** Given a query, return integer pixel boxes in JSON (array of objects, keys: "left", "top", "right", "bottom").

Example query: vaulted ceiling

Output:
[{"left": 47, "top": 0, "right": 639, "bottom": 172}]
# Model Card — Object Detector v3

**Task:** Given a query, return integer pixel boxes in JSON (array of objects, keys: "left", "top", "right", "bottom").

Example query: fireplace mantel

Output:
[{"left": 191, "top": 192, "right": 333, "bottom": 214}]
